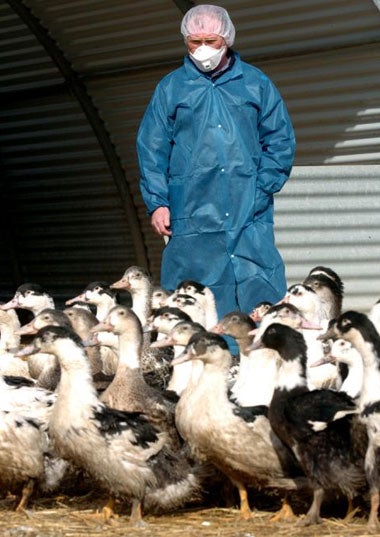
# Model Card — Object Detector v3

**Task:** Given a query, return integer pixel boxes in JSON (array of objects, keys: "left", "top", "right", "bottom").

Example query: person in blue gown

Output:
[{"left": 137, "top": 4, "right": 295, "bottom": 322}]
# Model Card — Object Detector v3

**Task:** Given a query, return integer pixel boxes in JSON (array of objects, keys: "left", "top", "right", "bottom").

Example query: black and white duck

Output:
[
  {"left": 326, "top": 310, "right": 380, "bottom": 532},
  {"left": 175, "top": 280, "right": 218, "bottom": 329},
  {"left": 303, "top": 265, "right": 344, "bottom": 320},
  {"left": 24, "top": 325, "right": 202, "bottom": 524},
  {"left": 259, "top": 322, "right": 366, "bottom": 526}
]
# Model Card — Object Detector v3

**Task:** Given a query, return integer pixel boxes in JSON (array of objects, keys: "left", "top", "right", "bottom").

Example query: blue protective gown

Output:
[{"left": 137, "top": 51, "right": 295, "bottom": 319}]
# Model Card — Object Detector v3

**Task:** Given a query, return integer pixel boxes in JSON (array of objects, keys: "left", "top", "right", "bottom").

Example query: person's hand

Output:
[{"left": 151, "top": 207, "right": 172, "bottom": 237}]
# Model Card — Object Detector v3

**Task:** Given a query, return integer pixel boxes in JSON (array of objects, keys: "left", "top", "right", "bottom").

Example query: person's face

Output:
[{"left": 186, "top": 33, "right": 225, "bottom": 54}]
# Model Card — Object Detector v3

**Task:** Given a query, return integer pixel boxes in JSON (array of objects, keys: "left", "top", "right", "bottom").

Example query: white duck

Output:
[
  {"left": 175, "top": 280, "right": 218, "bottom": 329},
  {"left": 311, "top": 338, "right": 363, "bottom": 401},
  {"left": 283, "top": 284, "right": 339, "bottom": 389},
  {"left": 0, "top": 283, "right": 55, "bottom": 316},
  {"left": 110, "top": 266, "right": 153, "bottom": 327},
  {"left": 212, "top": 311, "right": 277, "bottom": 407},
  {"left": 0, "top": 307, "right": 30, "bottom": 377},
  {"left": 151, "top": 320, "right": 206, "bottom": 396}
]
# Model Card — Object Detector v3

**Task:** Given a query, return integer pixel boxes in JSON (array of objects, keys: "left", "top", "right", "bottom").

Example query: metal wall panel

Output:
[{"left": 276, "top": 165, "right": 380, "bottom": 313}]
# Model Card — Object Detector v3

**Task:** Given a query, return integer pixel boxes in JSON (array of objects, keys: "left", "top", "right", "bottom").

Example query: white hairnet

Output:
[{"left": 181, "top": 5, "right": 235, "bottom": 47}]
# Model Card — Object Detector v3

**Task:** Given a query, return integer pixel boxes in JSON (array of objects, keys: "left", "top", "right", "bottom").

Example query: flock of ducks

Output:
[{"left": 1, "top": 265, "right": 380, "bottom": 531}]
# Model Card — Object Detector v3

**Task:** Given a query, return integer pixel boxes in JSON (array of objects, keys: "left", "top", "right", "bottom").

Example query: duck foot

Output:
[
  {"left": 129, "top": 498, "right": 148, "bottom": 527},
  {"left": 270, "top": 498, "right": 296, "bottom": 522},
  {"left": 100, "top": 496, "right": 119, "bottom": 525},
  {"left": 15, "top": 479, "right": 35, "bottom": 512},
  {"left": 367, "top": 490, "right": 380, "bottom": 534}
]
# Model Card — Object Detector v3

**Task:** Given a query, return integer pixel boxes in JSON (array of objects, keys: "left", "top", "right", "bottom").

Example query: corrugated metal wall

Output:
[
  {"left": 276, "top": 165, "right": 380, "bottom": 311},
  {"left": 1, "top": 0, "right": 380, "bottom": 313}
]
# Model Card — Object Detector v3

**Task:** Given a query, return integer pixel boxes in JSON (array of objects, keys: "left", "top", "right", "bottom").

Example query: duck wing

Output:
[
  {"left": 92, "top": 406, "right": 159, "bottom": 448},
  {"left": 285, "top": 389, "right": 357, "bottom": 435}
]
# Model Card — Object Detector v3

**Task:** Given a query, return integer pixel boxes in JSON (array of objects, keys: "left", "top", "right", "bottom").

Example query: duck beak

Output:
[
  {"left": 82, "top": 334, "right": 99, "bottom": 347},
  {"left": 15, "top": 342, "right": 39, "bottom": 359},
  {"left": 15, "top": 321, "right": 37, "bottom": 335},
  {"left": 171, "top": 345, "right": 196, "bottom": 366},
  {"left": 245, "top": 337, "right": 264, "bottom": 352},
  {"left": 248, "top": 327, "right": 258, "bottom": 337},
  {"left": 300, "top": 319, "right": 323, "bottom": 330},
  {"left": 90, "top": 321, "right": 113, "bottom": 333},
  {"left": 65, "top": 293, "right": 86, "bottom": 305},
  {"left": 150, "top": 336, "right": 175, "bottom": 348},
  {"left": 210, "top": 322, "right": 224, "bottom": 334},
  {"left": 110, "top": 278, "right": 130, "bottom": 290},
  {"left": 0, "top": 297, "right": 19, "bottom": 310},
  {"left": 317, "top": 326, "right": 337, "bottom": 342},
  {"left": 309, "top": 354, "right": 336, "bottom": 367}
]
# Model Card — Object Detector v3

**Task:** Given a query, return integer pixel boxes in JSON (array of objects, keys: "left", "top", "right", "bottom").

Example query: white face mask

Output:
[{"left": 189, "top": 44, "right": 226, "bottom": 72}]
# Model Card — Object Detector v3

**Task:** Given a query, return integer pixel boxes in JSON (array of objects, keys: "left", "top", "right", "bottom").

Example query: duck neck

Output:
[
  {"left": 96, "top": 297, "right": 116, "bottom": 321},
  {"left": 56, "top": 341, "right": 98, "bottom": 408},
  {"left": 117, "top": 330, "right": 142, "bottom": 370},
  {"left": 276, "top": 356, "right": 308, "bottom": 392},
  {"left": 168, "top": 345, "right": 193, "bottom": 394},
  {"left": 355, "top": 339, "right": 380, "bottom": 409},
  {"left": 131, "top": 289, "right": 151, "bottom": 326}
]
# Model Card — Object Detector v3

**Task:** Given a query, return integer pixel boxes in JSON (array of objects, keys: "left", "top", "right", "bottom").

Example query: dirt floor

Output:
[{"left": 0, "top": 490, "right": 377, "bottom": 537}]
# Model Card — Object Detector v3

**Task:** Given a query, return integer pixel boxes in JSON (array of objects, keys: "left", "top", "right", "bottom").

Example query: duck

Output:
[
  {"left": 62, "top": 306, "right": 107, "bottom": 378},
  {"left": 110, "top": 267, "right": 171, "bottom": 387},
  {"left": 282, "top": 284, "right": 339, "bottom": 389},
  {"left": 167, "top": 293, "right": 207, "bottom": 327},
  {"left": 92, "top": 305, "right": 181, "bottom": 450},
  {"left": 211, "top": 311, "right": 258, "bottom": 401},
  {"left": 259, "top": 322, "right": 366, "bottom": 526},
  {"left": 66, "top": 281, "right": 131, "bottom": 322},
  {"left": 25, "top": 325, "right": 202, "bottom": 524},
  {"left": 147, "top": 306, "right": 192, "bottom": 338},
  {"left": 0, "top": 307, "right": 30, "bottom": 377},
  {"left": 110, "top": 266, "right": 153, "bottom": 327},
  {"left": 0, "top": 305, "right": 21, "bottom": 352},
  {"left": 173, "top": 331, "right": 309, "bottom": 520},
  {"left": 249, "top": 301, "right": 273, "bottom": 323},
  {"left": 0, "top": 406, "right": 67, "bottom": 511},
  {"left": 175, "top": 280, "right": 218, "bottom": 329},
  {"left": 0, "top": 283, "right": 55, "bottom": 316},
  {"left": 66, "top": 282, "right": 121, "bottom": 373},
  {"left": 325, "top": 310, "right": 380, "bottom": 532},
  {"left": 303, "top": 265, "right": 344, "bottom": 320},
  {"left": 151, "top": 320, "right": 206, "bottom": 396},
  {"left": 15, "top": 308, "right": 71, "bottom": 389},
  {"left": 151, "top": 286, "right": 171, "bottom": 312},
  {"left": 310, "top": 338, "right": 363, "bottom": 401},
  {"left": 0, "top": 348, "right": 68, "bottom": 510}
]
